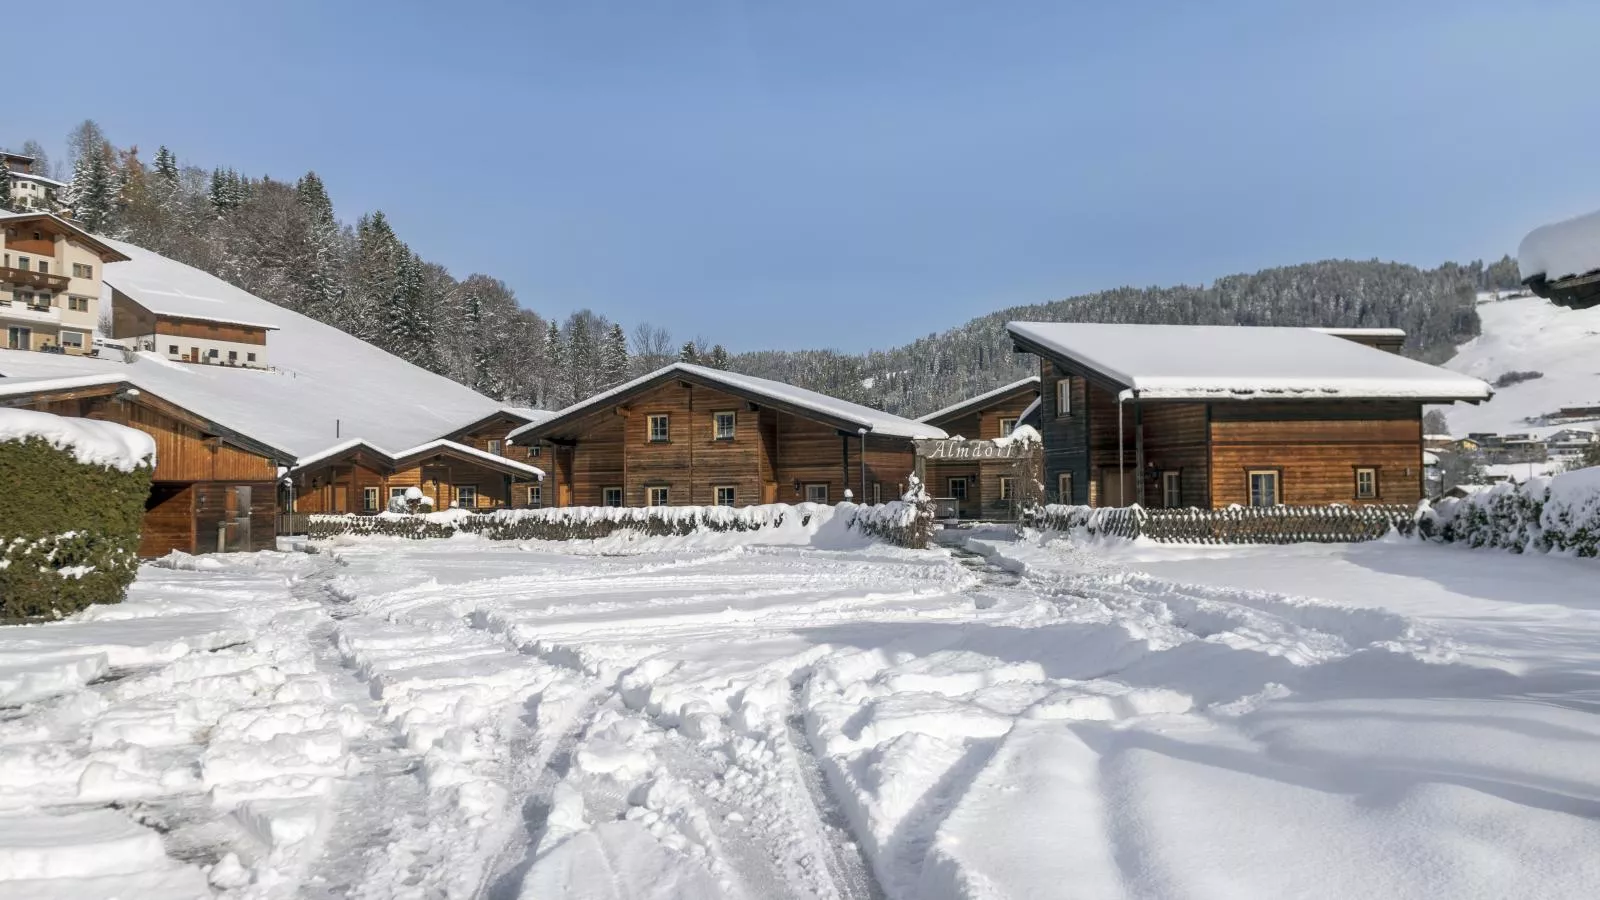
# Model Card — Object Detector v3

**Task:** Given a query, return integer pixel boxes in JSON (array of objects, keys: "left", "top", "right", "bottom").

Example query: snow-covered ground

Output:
[
  {"left": 1440, "top": 292, "right": 1600, "bottom": 436},
  {"left": 5, "top": 527, "right": 1600, "bottom": 898}
]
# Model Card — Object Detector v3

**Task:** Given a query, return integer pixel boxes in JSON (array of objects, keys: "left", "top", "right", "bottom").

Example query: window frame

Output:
[
  {"left": 1057, "top": 471, "right": 1073, "bottom": 504},
  {"left": 1247, "top": 469, "right": 1281, "bottom": 508},
  {"left": 998, "top": 476, "right": 1016, "bottom": 500},
  {"left": 998, "top": 417, "right": 1018, "bottom": 437},
  {"left": 872, "top": 482, "right": 882, "bottom": 504},
  {"left": 528, "top": 484, "right": 542, "bottom": 508},
  {"left": 73, "top": 262, "right": 93, "bottom": 279},
  {"left": 647, "top": 414, "right": 670, "bottom": 443},
  {"left": 455, "top": 485, "right": 478, "bottom": 509},
  {"left": 804, "top": 483, "right": 829, "bottom": 504},
  {"left": 59, "top": 330, "right": 85, "bottom": 349},
  {"left": 603, "top": 486, "right": 623, "bottom": 507},
  {"left": 487, "top": 439, "right": 504, "bottom": 456},
  {"left": 714, "top": 485, "right": 736, "bottom": 507},
  {"left": 647, "top": 485, "right": 670, "bottom": 507},
  {"left": 1162, "top": 470, "right": 1182, "bottom": 508},
  {"left": 1056, "top": 379, "right": 1071, "bottom": 417},
  {"left": 362, "top": 486, "right": 381, "bottom": 512},
  {"left": 168, "top": 345, "right": 179, "bottom": 356},
  {"left": 1355, "top": 466, "right": 1379, "bottom": 500},
  {"left": 712, "top": 410, "right": 737, "bottom": 441},
  {"left": 948, "top": 477, "right": 969, "bottom": 501}
]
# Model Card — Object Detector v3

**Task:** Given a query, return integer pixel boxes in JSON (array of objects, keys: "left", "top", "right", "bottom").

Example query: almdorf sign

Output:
[{"left": 914, "top": 439, "right": 1027, "bottom": 460}]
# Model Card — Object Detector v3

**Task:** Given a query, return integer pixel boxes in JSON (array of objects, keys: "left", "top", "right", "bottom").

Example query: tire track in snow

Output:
[{"left": 783, "top": 685, "right": 886, "bottom": 900}]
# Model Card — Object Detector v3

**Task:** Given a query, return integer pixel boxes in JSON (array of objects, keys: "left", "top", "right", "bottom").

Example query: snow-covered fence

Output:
[
  {"left": 306, "top": 498, "right": 936, "bottom": 549},
  {"left": 1420, "top": 468, "right": 1600, "bottom": 556},
  {"left": 1023, "top": 503, "right": 1415, "bottom": 544}
]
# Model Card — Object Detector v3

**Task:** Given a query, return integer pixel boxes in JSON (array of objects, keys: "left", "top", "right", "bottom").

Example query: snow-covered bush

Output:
[
  {"left": 1421, "top": 467, "right": 1600, "bottom": 556},
  {"left": 1023, "top": 502, "right": 1414, "bottom": 544},
  {"left": 846, "top": 475, "right": 936, "bottom": 548},
  {"left": 0, "top": 410, "right": 156, "bottom": 620}
]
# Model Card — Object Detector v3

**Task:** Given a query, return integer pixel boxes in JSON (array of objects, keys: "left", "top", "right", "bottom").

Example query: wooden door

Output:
[
  {"left": 1097, "top": 469, "right": 1138, "bottom": 508},
  {"left": 762, "top": 482, "right": 778, "bottom": 504}
]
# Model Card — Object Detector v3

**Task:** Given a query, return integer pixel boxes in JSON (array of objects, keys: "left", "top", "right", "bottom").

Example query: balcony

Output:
[
  {"left": 0, "top": 301, "right": 62, "bottom": 325},
  {"left": 0, "top": 266, "right": 68, "bottom": 292}
]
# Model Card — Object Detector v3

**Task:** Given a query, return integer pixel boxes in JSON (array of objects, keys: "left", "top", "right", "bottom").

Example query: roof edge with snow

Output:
[
  {"left": 291, "top": 437, "right": 544, "bottom": 479},
  {"left": 917, "top": 376, "right": 1041, "bottom": 425}
]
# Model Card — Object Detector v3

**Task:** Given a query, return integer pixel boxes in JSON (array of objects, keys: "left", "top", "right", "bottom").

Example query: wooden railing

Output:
[
  {"left": 0, "top": 266, "right": 69, "bottom": 292},
  {"left": 1023, "top": 504, "right": 1416, "bottom": 544}
]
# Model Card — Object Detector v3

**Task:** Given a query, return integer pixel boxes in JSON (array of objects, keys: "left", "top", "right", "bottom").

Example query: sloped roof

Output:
[
  {"left": 0, "top": 240, "right": 542, "bottom": 460},
  {"left": 917, "top": 376, "right": 1040, "bottom": 424},
  {"left": 1519, "top": 208, "right": 1600, "bottom": 283},
  {"left": 510, "top": 363, "right": 946, "bottom": 444},
  {"left": 1007, "top": 322, "right": 1493, "bottom": 403},
  {"left": 0, "top": 211, "right": 130, "bottom": 262},
  {"left": 439, "top": 406, "right": 557, "bottom": 441},
  {"left": 290, "top": 437, "right": 543, "bottom": 479}
]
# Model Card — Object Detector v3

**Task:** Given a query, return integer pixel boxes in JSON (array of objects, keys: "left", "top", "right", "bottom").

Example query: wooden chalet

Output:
[
  {"left": 436, "top": 407, "right": 552, "bottom": 507},
  {"left": 1006, "top": 323, "right": 1493, "bottom": 508},
  {"left": 506, "top": 363, "right": 945, "bottom": 508},
  {"left": 0, "top": 376, "right": 292, "bottom": 555},
  {"left": 916, "top": 376, "right": 1041, "bottom": 520},
  {"left": 288, "top": 438, "right": 545, "bottom": 514}
]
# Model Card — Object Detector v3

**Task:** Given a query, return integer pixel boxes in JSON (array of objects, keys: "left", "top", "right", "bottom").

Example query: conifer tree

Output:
[
  {"left": 707, "top": 344, "right": 730, "bottom": 370},
  {"left": 601, "top": 323, "right": 629, "bottom": 387},
  {"left": 293, "top": 171, "right": 343, "bottom": 316},
  {"left": 544, "top": 321, "right": 568, "bottom": 408},
  {"left": 0, "top": 157, "right": 11, "bottom": 212},
  {"left": 679, "top": 341, "right": 700, "bottom": 364},
  {"left": 153, "top": 146, "right": 180, "bottom": 183},
  {"left": 64, "top": 146, "right": 117, "bottom": 232}
]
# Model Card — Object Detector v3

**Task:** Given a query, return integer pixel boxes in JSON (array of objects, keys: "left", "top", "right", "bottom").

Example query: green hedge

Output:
[{"left": 0, "top": 436, "right": 152, "bottom": 621}]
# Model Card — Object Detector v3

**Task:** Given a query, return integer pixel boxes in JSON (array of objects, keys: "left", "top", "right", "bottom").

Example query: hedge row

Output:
[
  {"left": 0, "top": 437, "right": 152, "bottom": 620},
  {"left": 1419, "top": 468, "right": 1600, "bottom": 556},
  {"left": 1022, "top": 503, "right": 1417, "bottom": 544}
]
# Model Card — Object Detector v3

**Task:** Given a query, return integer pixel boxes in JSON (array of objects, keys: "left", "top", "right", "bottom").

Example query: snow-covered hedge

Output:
[
  {"left": 1420, "top": 468, "right": 1600, "bottom": 555},
  {"left": 0, "top": 410, "right": 156, "bottom": 620},
  {"left": 1023, "top": 503, "right": 1416, "bottom": 544},
  {"left": 308, "top": 498, "right": 937, "bottom": 549}
]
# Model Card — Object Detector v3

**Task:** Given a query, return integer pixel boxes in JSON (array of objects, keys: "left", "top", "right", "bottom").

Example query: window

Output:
[
  {"left": 1163, "top": 470, "right": 1182, "bottom": 508},
  {"left": 948, "top": 477, "right": 968, "bottom": 500},
  {"left": 1248, "top": 470, "right": 1279, "bottom": 507},
  {"left": 59, "top": 331, "right": 84, "bottom": 350},
  {"left": 998, "top": 476, "right": 1016, "bottom": 500},
  {"left": 1056, "top": 379, "right": 1071, "bottom": 416},
  {"left": 1355, "top": 467, "right": 1378, "bottom": 499},
  {"left": 1057, "top": 472, "right": 1073, "bottom": 504},
  {"left": 168, "top": 345, "right": 179, "bottom": 355},
  {"left": 603, "top": 487, "right": 623, "bottom": 507},
  {"left": 528, "top": 484, "right": 542, "bottom": 508},
  {"left": 208, "top": 348, "right": 219, "bottom": 358},
  {"left": 37, "top": 262, "right": 48, "bottom": 275},
  {"left": 998, "top": 417, "right": 1018, "bottom": 437},
  {"left": 648, "top": 486, "right": 670, "bottom": 507},
  {"left": 713, "top": 410, "right": 736, "bottom": 440},
  {"left": 17, "top": 257, "right": 29, "bottom": 272},
  {"left": 715, "top": 485, "right": 736, "bottom": 507},
  {"left": 487, "top": 439, "right": 504, "bottom": 456},
  {"left": 805, "top": 483, "right": 829, "bottom": 504},
  {"left": 456, "top": 485, "right": 478, "bottom": 508},
  {"left": 362, "top": 487, "right": 380, "bottom": 512},
  {"left": 389, "top": 487, "right": 409, "bottom": 502},
  {"left": 72, "top": 263, "right": 93, "bottom": 279},
  {"left": 648, "top": 414, "right": 670, "bottom": 443},
  {"left": 247, "top": 352, "right": 256, "bottom": 363},
  {"left": 67, "top": 296, "right": 89, "bottom": 312},
  {"left": 228, "top": 350, "right": 238, "bottom": 362},
  {"left": 872, "top": 482, "right": 882, "bottom": 504}
]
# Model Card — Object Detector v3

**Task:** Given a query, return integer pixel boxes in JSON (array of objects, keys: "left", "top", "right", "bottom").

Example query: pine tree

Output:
[
  {"left": 64, "top": 146, "right": 117, "bottom": 232},
  {"left": 0, "top": 157, "right": 11, "bottom": 212},
  {"left": 544, "top": 321, "right": 568, "bottom": 408},
  {"left": 707, "top": 344, "right": 729, "bottom": 370},
  {"left": 153, "top": 146, "right": 179, "bottom": 183},
  {"left": 601, "top": 323, "right": 630, "bottom": 388},
  {"left": 293, "top": 171, "right": 343, "bottom": 316},
  {"left": 679, "top": 341, "right": 700, "bottom": 364}
]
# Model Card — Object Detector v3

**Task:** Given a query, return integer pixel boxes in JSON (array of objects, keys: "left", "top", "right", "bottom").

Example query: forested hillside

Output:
[{"left": 5, "top": 120, "right": 1520, "bottom": 418}]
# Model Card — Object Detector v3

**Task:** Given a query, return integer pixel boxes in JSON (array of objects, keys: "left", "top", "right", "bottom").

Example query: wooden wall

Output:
[
  {"left": 922, "top": 389, "right": 1039, "bottom": 517},
  {"left": 194, "top": 482, "right": 276, "bottom": 553},
  {"left": 1140, "top": 402, "right": 1209, "bottom": 508},
  {"left": 1038, "top": 361, "right": 1091, "bottom": 505},
  {"left": 456, "top": 417, "right": 539, "bottom": 464},
  {"left": 295, "top": 455, "right": 524, "bottom": 513},
  {"left": 29, "top": 395, "right": 278, "bottom": 483},
  {"left": 156, "top": 317, "right": 268, "bottom": 345},
  {"left": 1208, "top": 401, "right": 1424, "bottom": 507},
  {"left": 140, "top": 484, "right": 194, "bottom": 557},
  {"left": 110, "top": 291, "right": 158, "bottom": 340}
]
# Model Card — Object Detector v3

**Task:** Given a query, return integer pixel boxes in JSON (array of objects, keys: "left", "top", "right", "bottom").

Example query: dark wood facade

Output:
[
  {"left": 517, "top": 372, "right": 922, "bottom": 509},
  {"left": 1030, "top": 359, "right": 1433, "bottom": 510},
  {"left": 290, "top": 441, "right": 542, "bottom": 514},
  {"left": 4, "top": 382, "right": 289, "bottom": 555},
  {"left": 919, "top": 378, "right": 1041, "bottom": 520}
]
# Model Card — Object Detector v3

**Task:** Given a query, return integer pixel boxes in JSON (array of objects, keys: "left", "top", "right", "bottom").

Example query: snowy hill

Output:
[
  {"left": 1438, "top": 293, "right": 1600, "bottom": 436},
  {"left": 0, "top": 238, "right": 544, "bottom": 459}
]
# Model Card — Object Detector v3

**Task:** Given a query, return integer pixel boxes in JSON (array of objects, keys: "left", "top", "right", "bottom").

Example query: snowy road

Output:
[{"left": 4, "top": 526, "right": 1600, "bottom": 898}]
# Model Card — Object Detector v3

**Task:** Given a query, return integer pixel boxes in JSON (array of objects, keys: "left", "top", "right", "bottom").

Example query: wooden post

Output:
[{"left": 1135, "top": 402, "right": 1145, "bottom": 507}]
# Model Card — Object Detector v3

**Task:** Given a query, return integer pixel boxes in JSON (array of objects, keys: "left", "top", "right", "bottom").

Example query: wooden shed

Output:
[
  {"left": 288, "top": 438, "right": 545, "bottom": 514},
  {"left": 0, "top": 377, "right": 293, "bottom": 555},
  {"left": 507, "top": 363, "right": 945, "bottom": 509},
  {"left": 917, "top": 376, "right": 1042, "bottom": 519},
  {"left": 1006, "top": 323, "right": 1493, "bottom": 509}
]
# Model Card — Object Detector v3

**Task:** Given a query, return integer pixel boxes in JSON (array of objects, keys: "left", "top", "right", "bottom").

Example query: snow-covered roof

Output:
[
  {"left": 441, "top": 406, "right": 555, "bottom": 439},
  {"left": 917, "top": 376, "right": 1041, "bottom": 424},
  {"left": 10, "top": 172, "right": 67, "bottom": 188},
  {"left": 1007, "top": 322, "right": 1493, "bottom": 402},
  {"left": 511, "top": 363, "right": 946, "bottom": 443},
  {"left": 103, "top": 247, "right": 284, "bottom": 329},
  {"left": 0, "top": 240, "right": 521, "bottom": 461},
  {"left": 1519, "top": 208, "right": 1600, "bottom": 283},
  {"left": 1311, "top": 327, "right": 1407, "bottom": 339},
  {"left": 0, "top": 407, "right": 155, "bottom": 472},
  {"left": 291, "top": 436, "right": 544, "bottom": 479}
]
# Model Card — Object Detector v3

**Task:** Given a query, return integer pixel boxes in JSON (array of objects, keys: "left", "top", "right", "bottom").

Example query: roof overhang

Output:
[
  {"left": 1525, "top": 272, "right": 1600, "bottom": 310},
  {"left": 918, "top": 376, "right": 1041, "bottom": 426},
  {"left": 0, "top": 212, "right": 131, "bottom": 263},
  {"left": 438, "top": 409, "right": 542, "bottom": 443},
  {"left": 291, "top": 438, "right": 544, "bottom": 480}
]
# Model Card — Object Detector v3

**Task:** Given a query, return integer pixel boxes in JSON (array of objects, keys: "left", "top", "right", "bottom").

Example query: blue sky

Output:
[{"left": 15, "top": 1, "right": 1600, "bottom": 351}]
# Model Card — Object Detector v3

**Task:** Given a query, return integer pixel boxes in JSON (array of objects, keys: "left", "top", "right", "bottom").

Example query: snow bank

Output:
[
  {"left": 1423, "top": 466, "right": 1600, "bottom": 555},
  {"left": 1518, "top": 207, "right": 1600, "bottom": 282},
  {"left": 0, "top": 407, "right": 154, "bottom": 471}
]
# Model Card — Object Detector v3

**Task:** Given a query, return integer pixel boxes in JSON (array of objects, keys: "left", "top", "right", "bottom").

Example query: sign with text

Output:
[{"left": 915, "top": 439, "right": 1029, "bottom": 460}]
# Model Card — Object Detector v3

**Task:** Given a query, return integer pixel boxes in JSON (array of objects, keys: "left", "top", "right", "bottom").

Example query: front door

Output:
[
  {"left": 6, "top": 327, "right": 30, "bottom": 350},
  {"left": 1097, "top": 469, "right": 1138, "bottom": 508}
]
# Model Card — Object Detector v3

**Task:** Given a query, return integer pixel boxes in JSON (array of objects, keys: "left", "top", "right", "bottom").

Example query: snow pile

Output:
[
  {"left": 0, "top": 407, "right": 155, "bottom": 471},
  {"left": 1423, "top": 465, "right": 1600, "bottom": 556},
  {"left": 1518, "top": 207, "right": 1600, "bottom": 282},
  {"left": 1008, "top": 321, "right": 1493, "bottom": 401}
]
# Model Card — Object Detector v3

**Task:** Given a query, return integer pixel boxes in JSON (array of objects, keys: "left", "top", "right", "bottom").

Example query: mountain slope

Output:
[{"left": 1440, "top": 293, "right": 1600, "bottom": 436}]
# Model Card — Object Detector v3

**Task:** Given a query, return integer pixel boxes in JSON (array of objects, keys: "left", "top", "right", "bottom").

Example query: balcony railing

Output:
[
  {"left": 0, "top": 301, "right": 62, "bottom": 324},
  {"left": 0, "top": 266, "right": 69, "bottom": 292}
]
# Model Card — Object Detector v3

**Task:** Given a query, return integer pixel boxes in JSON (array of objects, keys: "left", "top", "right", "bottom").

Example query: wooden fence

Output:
[{"left": 1023, "top": 504, "right": 1416, "bottom": 544}]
